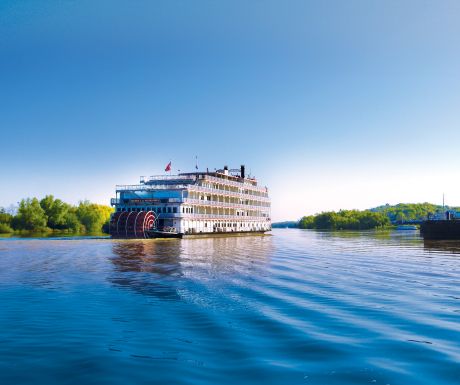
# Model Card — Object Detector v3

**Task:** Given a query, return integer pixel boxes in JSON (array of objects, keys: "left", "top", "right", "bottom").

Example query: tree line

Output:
[
  {"left": 297, "top": 203, "right": 459, "bottom": 230},
  {"left": 0, "top": 195, "right": 113, "bottom": 234},
  {"left": 370, "top": 203, "right": 458, "bottom": 223},
  {"left": 299, "top": 210, "right": 390, "bottom": 230}
]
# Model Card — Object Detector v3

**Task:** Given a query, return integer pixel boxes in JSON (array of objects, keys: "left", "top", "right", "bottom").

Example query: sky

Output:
[{"left": 1, "top": 0, "right": 460, "bottom": 221}]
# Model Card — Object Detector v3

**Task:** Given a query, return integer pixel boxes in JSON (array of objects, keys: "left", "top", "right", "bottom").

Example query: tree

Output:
[
  {"left": 298, "top": 209, "right": 389, "bottom": 230},
  {"left": 13, "top": 198, "right": 48, "bottom": 231},
  {"left": 64, "top": 208, "right": 83, "bottom": 233},
  {"left": 76, "top": 201, "right": 113, "bottom": 233},
  {"left": 40, "top": 195, "right": 72, "bottom": 229},
  {"left": 299, "top": 216, "right": 314, "bottom": 229},
  {"left": 0, "top": 207, "right": 14, "bottom": 233},
  {"left": 0, "top": 207, "right": 13, "bottom": 225}
]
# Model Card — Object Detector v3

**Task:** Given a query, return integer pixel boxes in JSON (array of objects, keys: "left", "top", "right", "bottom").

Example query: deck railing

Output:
[
  {"left": 115, "top": 184, "right": 270, "bottom": 203},
  {"left": 111, "top": 197, "right": 270, "bottom": 211},
  {"left": 157, "top": 213, "right": 270, "bottom": 220},
  {"left": 116, "top": 184, "right": 189, "bottom": 191},
  {"left": 141, "top": 175, "right": 196, "bottom": 183},
  {"left": 181, "top": 198, "right": 270, "bottom": 210}
]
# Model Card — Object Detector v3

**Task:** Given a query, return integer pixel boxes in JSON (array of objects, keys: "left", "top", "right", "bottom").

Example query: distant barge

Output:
[
  {"left": 420, "top": 210, "right": 460, "bottom": 240},
  {"left": 420, "top": 219, "right": 460, "bottom": 240}
]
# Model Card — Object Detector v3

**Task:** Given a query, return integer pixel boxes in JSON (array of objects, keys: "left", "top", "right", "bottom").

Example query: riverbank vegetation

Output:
[
  {"left": 370, "top": 203, "right": 457, "bottom": 223},
  {"left": 0, "top": 196, "right": 113, "bottom": 234},
  {"left": 296, "top": 203, "right": 458, "bottom": 231},
  {"left": 299, "top": 210, "right": 390, "bottom": 230}
]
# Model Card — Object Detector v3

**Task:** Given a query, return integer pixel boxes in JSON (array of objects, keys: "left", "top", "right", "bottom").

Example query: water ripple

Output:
[{"left": 1, "top": 230, "right": 460, "bottom": 384}]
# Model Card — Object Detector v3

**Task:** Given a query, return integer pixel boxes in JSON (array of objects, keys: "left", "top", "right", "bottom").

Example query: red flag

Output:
[{"left": 165, "top": 161, "right": 171, "bottom": 172}]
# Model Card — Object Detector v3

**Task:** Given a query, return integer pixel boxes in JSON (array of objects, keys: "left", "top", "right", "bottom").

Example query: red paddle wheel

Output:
[
  {"left": 109, "top": 211, "right": 128, "bottom": 238},
  {"left": 109, "top": 210, "right": 156, "bottom": 239}
]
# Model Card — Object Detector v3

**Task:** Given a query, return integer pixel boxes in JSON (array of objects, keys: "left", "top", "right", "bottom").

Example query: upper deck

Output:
[{"left": 117, "top": 166, "right": 269, "bottom": 197}]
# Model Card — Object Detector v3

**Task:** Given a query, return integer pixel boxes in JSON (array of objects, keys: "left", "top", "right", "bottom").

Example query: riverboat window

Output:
[{"left": 173, "top": 207, "right": 177, "bottom": 213}]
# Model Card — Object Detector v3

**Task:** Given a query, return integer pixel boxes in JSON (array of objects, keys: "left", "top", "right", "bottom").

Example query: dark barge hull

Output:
[{"left": 420, "top": 220, "right": 460, "bottom": 240}]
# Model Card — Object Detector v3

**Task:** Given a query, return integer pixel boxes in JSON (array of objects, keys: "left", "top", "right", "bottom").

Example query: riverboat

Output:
[{"left": 109, "top": 165, "right": 271, "bottom": 238}]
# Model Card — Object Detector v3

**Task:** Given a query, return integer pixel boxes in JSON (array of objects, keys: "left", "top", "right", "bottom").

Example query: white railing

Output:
[
  {"left": 203, "top": 174, "right": 267, "bottom": 193},
  {"left": 115, "top": 184, "right": 270, "bottom": 203},
  {"left": 188, "top": 185, "right": 270, "bottom": 202},
  {"left": 141, "top": 174, "right": 196, "bottom": 183},
  {"left": 177, "top": 213, "right": 270, "bottom": 220},
  {"left": 116, "top": 184, "right": 189, "bottom": 191},
  {"left": 182, "top": 198, "right": 270, "bottom": 210}
]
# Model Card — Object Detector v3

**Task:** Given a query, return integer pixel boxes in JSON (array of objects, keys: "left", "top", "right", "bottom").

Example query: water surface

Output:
[{"left": 0, "top": 229, "right": 459, "bottom": 384}]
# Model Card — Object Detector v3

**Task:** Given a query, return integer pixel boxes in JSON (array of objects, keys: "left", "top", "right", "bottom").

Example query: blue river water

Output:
[{"left": 0, "top": 229, "right": 459, "bottom": 385}]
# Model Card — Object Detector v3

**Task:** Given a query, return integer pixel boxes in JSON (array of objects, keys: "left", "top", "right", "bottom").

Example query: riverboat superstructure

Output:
[{"left": 109, "top": 165, "right": 271, "bottom": 238}]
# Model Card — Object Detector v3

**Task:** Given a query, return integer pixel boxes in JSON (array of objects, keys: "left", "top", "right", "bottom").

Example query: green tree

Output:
[
  {"left": 314, "top": 212, "right": 339, "bottom": 229},
  {"left": 64, "top": 208, "right": 83, "bottom": 233},
  {"left": 0, "top": 207, "right": 14, "bottom": 233},
  {"left": 299, "top": 216, "right": 315, "bottom": 229},
  {"left": 76, "top": 201, "right": 113, "bottom": 233},
  {"left": 13, "top": 198, "right": 48, "bottom": 231},
  {"left": 0, "top": 223, "right": 13, "bottom": 233},
  {"left": 0, "top": 207, "right": 13, "bottom": 225},
  {"left": 298, "top": 209, "right": 390, "bottom": 230},
  {"left": 40, "top": 195, "right": 73, "bottom": 229}
]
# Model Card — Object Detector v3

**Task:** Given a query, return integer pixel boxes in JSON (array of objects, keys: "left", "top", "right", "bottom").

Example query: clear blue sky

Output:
[{"left": 1, "top": 0, "right": 460, "bottom": 221}]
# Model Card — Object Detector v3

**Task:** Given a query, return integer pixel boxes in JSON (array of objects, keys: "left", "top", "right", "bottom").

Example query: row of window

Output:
[
  {"left": 187, "top": 222, "right": 264, "bottom": 228},
  {"left": 198, "top": 182, "right": 268, "bottom": 198},
  {"left": 115, "top": 206, "right": 267, "bottom": 217},
  {"left": 194, "top": 195, "right": 270, "bottom": 207},
  {"left": 116, "top": 206, "right": 178, "bottom": 214}
]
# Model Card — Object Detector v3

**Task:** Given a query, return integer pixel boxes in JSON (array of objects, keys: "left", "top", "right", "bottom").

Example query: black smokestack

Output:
[{"left": 241, "top": 165, "right": 245, "bottom": 179}]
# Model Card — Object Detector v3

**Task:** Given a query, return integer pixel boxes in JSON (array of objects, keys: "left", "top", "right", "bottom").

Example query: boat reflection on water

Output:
[
  {"left": 423, "top": 239, "right": 460, "bottom": 255},
  {"left": 108, "top": 235, "right": 273, "bottom": 298},
  {"left": 109, "top": 239, "right": 183, "bottom": 299},
  {"left": 111, "top": 239, "right": 183, "bottom": 276}
]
